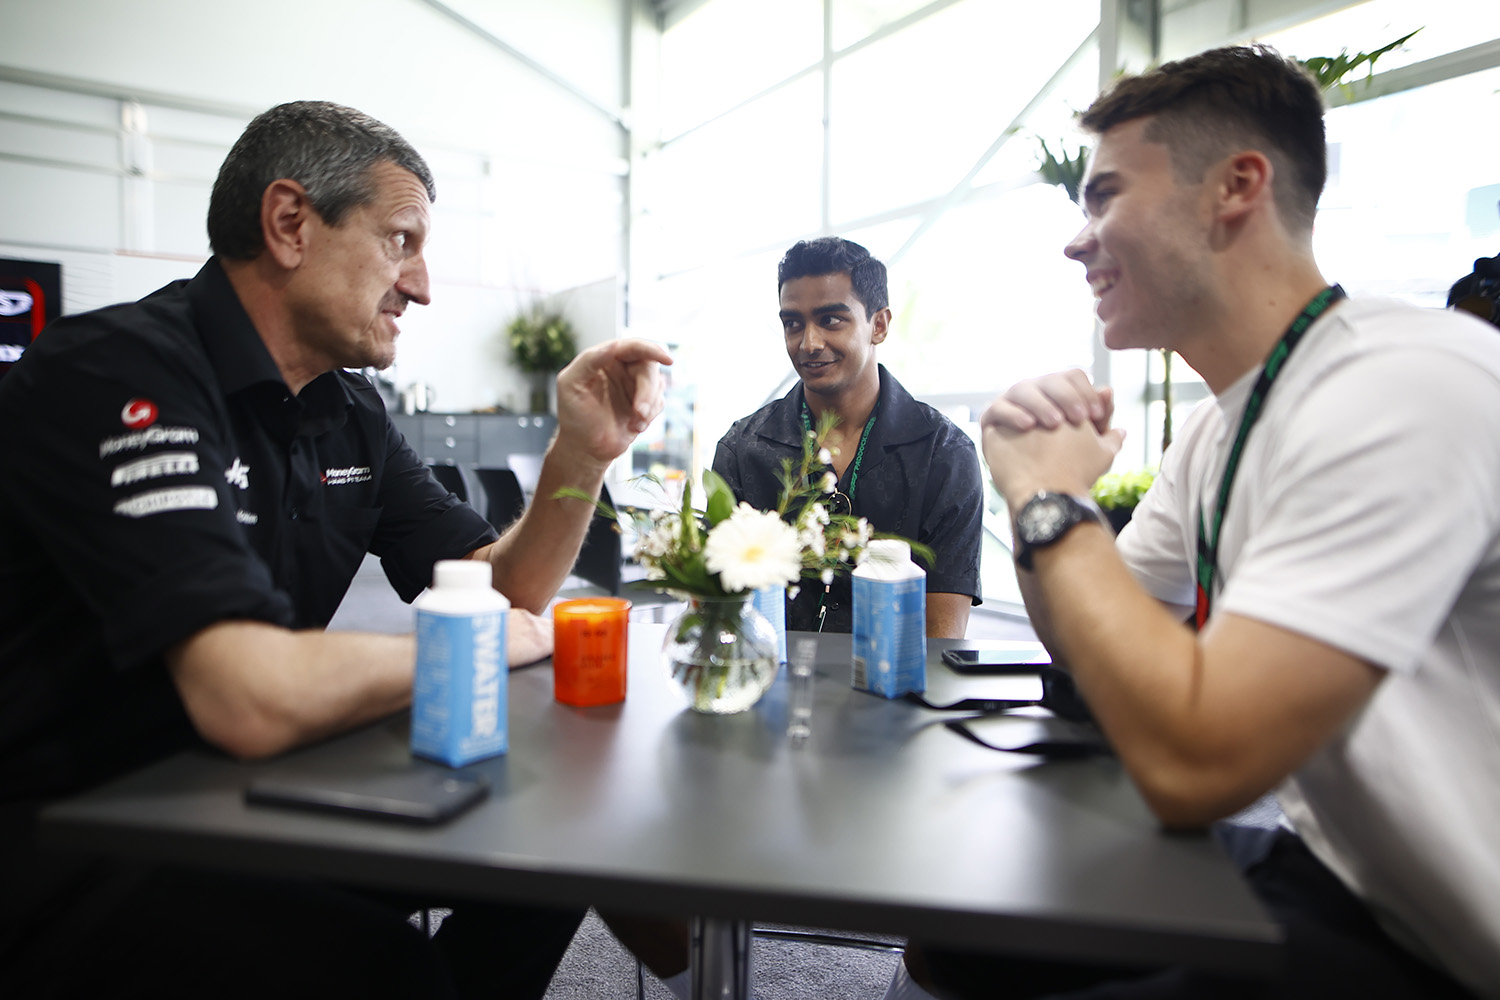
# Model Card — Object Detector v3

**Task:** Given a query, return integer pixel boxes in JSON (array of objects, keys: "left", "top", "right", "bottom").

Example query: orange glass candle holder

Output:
[{"left": 552, "top": 598, "right": 631, "bottom": 706}]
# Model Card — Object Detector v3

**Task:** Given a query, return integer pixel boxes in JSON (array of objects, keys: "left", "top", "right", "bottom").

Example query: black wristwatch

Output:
[{"left": 1014, "top": 491, "right": 1104, "bottom": 571}]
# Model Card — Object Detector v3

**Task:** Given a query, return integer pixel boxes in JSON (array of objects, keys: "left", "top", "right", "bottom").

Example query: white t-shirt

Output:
[{"left": 1118, "top": 297, "right": 1500, "bottom": 997}]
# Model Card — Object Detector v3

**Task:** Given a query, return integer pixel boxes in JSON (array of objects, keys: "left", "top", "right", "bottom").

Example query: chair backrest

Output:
[
  {"left": 427, "top": 463, "right": 468, "bottom": 503},
  {"left": 474, "top": 467, "right": 526, "bottom": 531},
  {"left": 571, "top": 482, "right": 622, "bottom": 595}
]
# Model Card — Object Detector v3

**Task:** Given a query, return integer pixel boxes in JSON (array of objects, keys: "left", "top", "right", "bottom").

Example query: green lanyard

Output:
[
  {"left": 801, "top": 399, "right": 878, "bottom": 504},
  {"left": 1194, "top": 285, "right": 1346, "bottom": 630},
  {"left": 801, "top": 398, "right": 878, "bottom": 631}
]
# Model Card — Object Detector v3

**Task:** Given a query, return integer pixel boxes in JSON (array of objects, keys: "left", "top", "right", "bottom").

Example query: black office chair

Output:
[
  {"left": 427, "top": 463, "right": 468, "bottom": 503},
  {"left": 474, "top": 467, "right": 527, "bottom": 531},
  {"left": 570, "top": 482, "right": 622, "bottom": 595}
]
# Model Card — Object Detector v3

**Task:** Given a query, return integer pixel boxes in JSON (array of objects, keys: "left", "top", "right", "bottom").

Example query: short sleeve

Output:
[
  {"left": 918, "top": 426, "right": 984, "bottom": 602},
  {"left": 1219, "top": 348, "right": 1500, "bottom": 673},
  {"left": 0, "top": 342, "right": 294, "bottom": 672},
  {"left": 1115, "top": 416, "right": 1200, "bottom": 607},
  {"left": 368, "top": 416, "right": 499, "bottom": 602}
]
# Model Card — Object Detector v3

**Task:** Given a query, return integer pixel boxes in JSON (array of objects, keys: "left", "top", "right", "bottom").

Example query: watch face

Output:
[{"left": 1020, "top": 495, "right": 1075, "bottom": 545}]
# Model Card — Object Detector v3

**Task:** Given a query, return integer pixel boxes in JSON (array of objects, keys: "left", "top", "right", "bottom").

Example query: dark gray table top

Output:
[{"left": 40, "top": 629, "right": 1279, "bottom": 974}]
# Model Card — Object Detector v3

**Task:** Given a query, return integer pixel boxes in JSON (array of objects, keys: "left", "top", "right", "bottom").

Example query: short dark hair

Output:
[
  {"left": 1079, "top": 45, "right": 1326, "bottom": 234},
  {"left": 778, "top": 237, "right": 889, "bottom": 316},
  {"left": 208, "top": 101, "right": 436, "bottom": 260}
]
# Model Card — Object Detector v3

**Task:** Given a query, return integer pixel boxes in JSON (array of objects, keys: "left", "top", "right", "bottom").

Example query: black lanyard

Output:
[{"left": 1194, "top": 285, "right": 1346, "bottom": 630}]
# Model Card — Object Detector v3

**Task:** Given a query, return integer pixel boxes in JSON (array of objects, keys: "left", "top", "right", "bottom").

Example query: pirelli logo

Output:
[{"left": 110, "top": 451, "right": 199, "bottom": 487}]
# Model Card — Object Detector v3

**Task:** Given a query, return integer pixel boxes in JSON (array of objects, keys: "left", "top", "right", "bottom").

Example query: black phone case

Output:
[{"left": 246, "top": 770, "right": 489, "bottom": 825}]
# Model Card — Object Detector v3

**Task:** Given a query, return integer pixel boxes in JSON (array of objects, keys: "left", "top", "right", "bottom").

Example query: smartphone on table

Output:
[
  {"left": 940, "top": 643, "right": 1050, "bottom": 674},
  {"left": 245, "top": 769, "right": 489, "bottom": 825}
]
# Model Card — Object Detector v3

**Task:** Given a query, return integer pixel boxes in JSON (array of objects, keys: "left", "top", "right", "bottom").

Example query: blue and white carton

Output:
[
  {"left": 752, "top": 584, "right": 788, "bottom": 664},
  {"left": 412, "top": 560, "right": 510, "bottom": 766},
  {"left": 851, "top": 540, "right": 926, "bottom": 698}
]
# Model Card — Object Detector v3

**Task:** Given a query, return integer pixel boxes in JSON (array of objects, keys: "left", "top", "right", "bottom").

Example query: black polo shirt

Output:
[
  {"left": 0, "top": 258, "right": 497, "bottom": 802},
  {"left": 711, "top": 365, "right": 983, "bottom": 633}
]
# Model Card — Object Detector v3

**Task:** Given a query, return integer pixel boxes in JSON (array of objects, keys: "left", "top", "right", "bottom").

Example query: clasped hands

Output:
[{"left": 980, "top": 370, "right": 1127, "bottom": 510}]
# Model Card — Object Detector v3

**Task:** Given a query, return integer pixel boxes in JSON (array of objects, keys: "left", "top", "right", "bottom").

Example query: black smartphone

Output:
[
  {"left": 941, "top": 646, "right": 1051, "bottom": 674},
  {"left": 245, "top": 769, "right": 489, "bottom": 825}
]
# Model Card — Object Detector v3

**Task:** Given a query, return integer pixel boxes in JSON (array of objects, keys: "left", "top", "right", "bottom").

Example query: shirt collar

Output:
[
  {"left": 187, "top": 256, "right": 352, "bottom": 435},
  {"left": 758, "top": 365, "right": 939, "bottom": 452}
]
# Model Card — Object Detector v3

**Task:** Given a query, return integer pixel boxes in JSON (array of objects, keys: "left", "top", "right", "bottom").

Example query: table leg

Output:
[{"left": 688, "top": 915, "right": 753, "bottom": 1000}]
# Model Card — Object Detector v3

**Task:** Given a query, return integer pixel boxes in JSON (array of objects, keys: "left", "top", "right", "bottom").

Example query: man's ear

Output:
[
  {"left": 1215, "top": 149, "right": 1274, "bottom": 227},
  {"left": 870, "top": 306, "right": 892, "bottom": 345},
  {"left": 260, "top": 179, "right": 313, "bottom": 270}
]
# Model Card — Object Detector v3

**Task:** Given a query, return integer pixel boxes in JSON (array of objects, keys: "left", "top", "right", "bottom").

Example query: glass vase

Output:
[{"left": 664, "top": 596, "right": 779, "bottom": 714}]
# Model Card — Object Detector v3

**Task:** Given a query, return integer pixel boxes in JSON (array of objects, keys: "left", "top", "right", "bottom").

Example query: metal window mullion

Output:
[
  {"left": 659, "top": 0, "right": 967, "bottom": 148},
  {"left": 821, "top": 0, "right": 833, "bottom": 235}
]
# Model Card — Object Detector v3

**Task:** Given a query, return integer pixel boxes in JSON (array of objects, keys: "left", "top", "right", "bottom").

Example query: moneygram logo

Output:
[
  {"left": 98, "top": 425, "right": 200, "bottom": 459},
  {"left": 120, "top": 398, "right": 159, "bottom": 429},
  {"left": 322, "top": 466, "right": 373, "bottom": 487}
]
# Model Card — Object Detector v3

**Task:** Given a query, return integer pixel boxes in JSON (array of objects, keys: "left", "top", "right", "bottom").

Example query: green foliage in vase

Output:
[
  {"left": 507, "top": 310, "right": 578, "bottom": 374},
  {"left": 554, "top": 413, "right": 930, "bottom": 600}
]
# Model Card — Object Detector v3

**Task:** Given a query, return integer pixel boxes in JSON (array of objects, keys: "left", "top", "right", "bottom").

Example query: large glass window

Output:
[
  {"left": 828, "top": 0, "right": 1097, "bottom": 224},
  {"left": 1313, "top": 65, "right": 1500, "bottom": 305},
  {"left": 660, "top": 0, "right": 823, "bottom": 137}
]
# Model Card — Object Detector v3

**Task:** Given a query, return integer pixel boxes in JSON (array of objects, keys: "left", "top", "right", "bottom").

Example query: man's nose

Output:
[
  {"left": 799, "top": 325, "right": 826, "bottom": 355},
  {"left": 1064, "top": 222, "right": 1095, "bottom": 263},
  {"left": 398, "top": 255, "right": 431, "bottom": 307}
]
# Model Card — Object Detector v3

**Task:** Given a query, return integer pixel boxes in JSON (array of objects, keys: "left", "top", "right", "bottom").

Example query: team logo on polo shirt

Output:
[
  {"left": 322, "top": 466, "right": 372, "bottom": 486},
  {"left": 109, "top": 451, "right": 199, "bottom": 487},
  {"left": 120, "top": 398, "right": 158, "bottom": 429},
  {"left": 98, "top": 425, "right": 200, "bottom": 458},
  {"left": 113, "top": 486, "right": 218, "bottom": 518},
  {"left": 224, "top": 458, "right": 250, "bottom": 490}
]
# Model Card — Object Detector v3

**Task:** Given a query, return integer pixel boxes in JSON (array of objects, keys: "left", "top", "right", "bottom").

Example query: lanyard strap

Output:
[
  {"left": 1194, "top": 285, "right": 1346, "bottom": 630},
  {"left": 801, "top": 400, "right": 878, "bottom": 501}
]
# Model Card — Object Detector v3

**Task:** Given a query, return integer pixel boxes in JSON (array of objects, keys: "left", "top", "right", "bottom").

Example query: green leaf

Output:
[
  {"left": 550, "top": 486, "right": 619, "bottom": 521},
  {"left": 702, "top": 469, "right": 736, "bottom": 526}
]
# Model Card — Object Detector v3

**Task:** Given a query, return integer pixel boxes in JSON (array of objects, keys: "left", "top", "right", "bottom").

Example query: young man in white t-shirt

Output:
[{"left": 903, "top": 45, "right": 1499, "bottom": 1000}]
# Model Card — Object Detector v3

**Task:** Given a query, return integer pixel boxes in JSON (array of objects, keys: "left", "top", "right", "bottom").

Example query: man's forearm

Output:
[
  {"left": 168, "top": 622, "right": 415, "bottom": 760},
  {"left": 1021, "top": 525, "right": 1382, "bottom": 827},
  {"left": 480, "top": 433, "right": 611, "bottom": 613}
]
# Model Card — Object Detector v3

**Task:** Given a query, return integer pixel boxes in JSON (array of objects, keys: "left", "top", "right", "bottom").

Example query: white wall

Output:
[{"left": 0, "top": 0, "right": 636, "bottom": 412}]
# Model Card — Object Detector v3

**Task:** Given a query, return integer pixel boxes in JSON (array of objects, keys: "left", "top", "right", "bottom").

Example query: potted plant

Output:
[
  {"left": 506, "top": 309, "right": 578, "bottom": 413},
  {"left": 1091, "top": 467, "right": 1156, "bottom": 534}
]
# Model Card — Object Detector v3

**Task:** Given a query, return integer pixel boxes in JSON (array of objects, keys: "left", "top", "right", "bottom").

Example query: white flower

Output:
[
  {"left": 810, "top": 502, "right": 830, "bottom": 526},
  {"left": 798, "top": 523, "right": 826, "bottom": 558},
  {"left": 820, "top": 472, "right": 837, "bottom": 492},
  {"left": 818, "top": 448, "right": 833, "bottom": 466},
  {"left": 704, "top": 505, "right": 802, "bottom": 593},
  {"left": 788, "top": 585, "right": 801, "bottom": 599},
  {"left": 820, "top": 568, "right": 835, "bottom": 585}
]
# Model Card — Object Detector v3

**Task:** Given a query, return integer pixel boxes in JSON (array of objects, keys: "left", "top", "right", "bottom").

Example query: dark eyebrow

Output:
[
  {"left": 810, "top": 303, "right": 854, "bottom": 317},
  {"left": 1081, "top": 171, "right": 1119, "bottom": 215}
]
